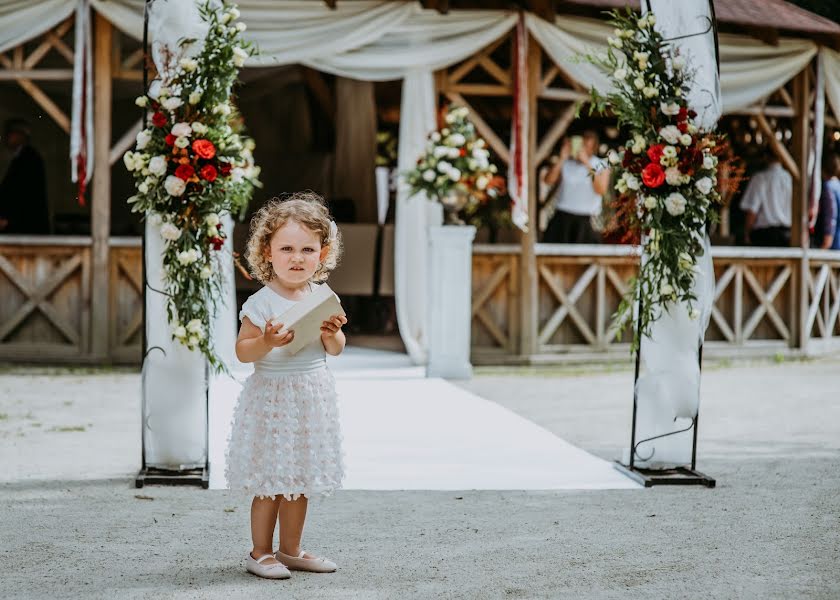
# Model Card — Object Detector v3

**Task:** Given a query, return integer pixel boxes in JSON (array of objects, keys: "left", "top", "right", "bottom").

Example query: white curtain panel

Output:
[
  {"left": 821, "top": 47, "right": 840, "bottom": 122},
  {"left": 88, "top": 0, "right": 144, "bottom": 39},
  {"left": 0, "top": 0, "right": 76, "bottom": 54},
  {"left": 530, "top": 15, "right": 818, "bottom": 114}
]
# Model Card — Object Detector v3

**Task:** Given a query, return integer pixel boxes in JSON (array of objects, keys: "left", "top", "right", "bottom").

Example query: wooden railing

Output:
[
  {"left": 0, "top": 235, "right": 141, "bottom": 363},
  {"left": 472, "top": 244, "right": 840, "bottom": 362}
]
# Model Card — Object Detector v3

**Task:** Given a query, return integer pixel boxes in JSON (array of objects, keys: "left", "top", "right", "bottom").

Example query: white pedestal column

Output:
[{"left": 426, "top": 225, "right": 476, "bottom": 380}]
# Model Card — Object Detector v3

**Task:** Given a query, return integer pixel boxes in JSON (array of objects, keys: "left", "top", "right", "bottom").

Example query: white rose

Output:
[
  {"left": 643, "top": 196, "right": 657, "bottom": 210},
  {"left": 162, "top": 97, "right": 183, "bottom": 111},
  {"left": 188, "top": 336, "right": 199, "bottom": 347},
  {"left": 433, "top": 146, "right": 448, "bottom": 158},
  {"left": 448, "top": 168, "right": 461, "bottom": 182},
  {"left": 186, "top": 319, "right": 203, "bottom": 334},
  {"left": 159, "top": 222, "right": 182, "bottom": 241},
  {"left": 174, "top": 326, "right": 187, "bottom": 338},
  {"left": 680, "top": 133, "right": 692, "bottom": 146},
  {"left": 476, "top": 175, "right": 489, "bottom": 190},
  {"left": 135, "top": 129, "right": 152, "bottom": 150},
  {"left": 660, "top": 102, "right": 680, "bottom": 116},
  {"left": 220, "top": 11, "right": 233, "bottom": 24},
  {"left": 422, "top": 169, "right": 436, "bottom": 182},
  {"left": 659, "top": 125, "right": 681, "bottom": 145},
  {"left": 614, "top": 68, "right": 627, "bottom": 81},
  {"left": 695, "top": 177, "right": 713, "bottom": 195},
  {"left": 643, "top": 86, "right": 659, "bottom": 98},
  {"left": 171, "top": 122, "right": 192, "bottom": 137},
  {"left": 200, "top": 265, "right": 212, "bottom": 279},
  {"left": 123, "top": 151, "right": 138, "bottom": 172},
  {"left": 232, "top": 47, "right": 248, "bottom": 67},
  {"left": 205, "top": 213, "right": 221, "bottom": 227},
  {"left": 236, "top": 22, "right": 246, "bottom": 32},
  {"left": 135, "top": 96, "right": 147, "bottom": 108},
  {"left": 703, "top": 155, "right": 716, "bottom": 170},
  {"left": 177, "top": 250, "right": 196, "bottom": 266},
  {"left": 633, "top": 77, "right": 645, "bottom": 90},
  {"left": 430, "top": 132, "right": 441, "bottom": 142},
  {"left": 449, "top": 133, "right": 466, "bottom": 146},
  {"left": 138, "top": 181, "right": 149, "bottom": 194},
  {"left": 673, "top": 56, "right": 686, "bottom": 71},
  {"left": 164, "top": 175, "right": 186, "bottom": 197},
  {"left": 207, "top": 226, "right": 219, "bottom": 238},
  {"left": 625, "top": 174, "right": 640, "bottom": 191},
  {"left": 665, "top": 166, "right": 683, "bottom": 186},
  {"left": 188, "top": 91, "right": 202, "bottom": 105},
  {"left": 689, "top": 307, "right": 701, "bottom": 320},
  {"left": 437, "top": 160, "right": 452, "bottom": 173},
  {"left": 662, "top": 146, "right": 678, "bottom": 160},
  {"left": 213, "top": 103, "right": 231, "bottom": 116},
  {"left": 664, "top": 192, "right": 687, "bottom": 216},
  {"left": 447, "top": 147, "right": 460, "bottom": 159},
  {"left": 660, "top": 283, "right": 674, "bottom": 297},
  {"left": 631, "top": 134, "right": 646, "bottom": 154},
  {"left": 647, "top": 14, "right": 656, "bottom": 25},
  {"left": 179, "top": 58, "right": 198, "bottom": 72},
  {"left": 608, "top": 150, "right": 620, "bottom": 165},
  {"left": 148, "top": 155, "right": 167, "bottom": 176},
  {"left": 174, "top": 136, "right": 190, "bottom": 149},
  {"left": 230, "top": 167, "right": 245, "bottom": 183}
]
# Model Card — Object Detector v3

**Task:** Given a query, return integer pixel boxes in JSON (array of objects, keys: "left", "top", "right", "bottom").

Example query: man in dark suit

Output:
[{"left": 0, "top": 119, "right": 49, "bottom": 234}]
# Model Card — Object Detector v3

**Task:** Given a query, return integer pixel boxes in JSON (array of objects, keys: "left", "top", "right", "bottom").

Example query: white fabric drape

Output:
[
  {"left": 70, "top": 0, "right": 93, "bottom": 190},
  {"left": 395, "top": 69, "right": 441, "bottom": 364},
  {"left": 0, "top": 0, "right": 76, "bottom": 54},
  {"left": 822, "top": 47, "right": 840, "bottom": 124},
  {"left": 629, "top": 1, "right": 718, "bottom": 469},
  {"left": 528, "top": 14, "right": 818, "bottom": 114}
]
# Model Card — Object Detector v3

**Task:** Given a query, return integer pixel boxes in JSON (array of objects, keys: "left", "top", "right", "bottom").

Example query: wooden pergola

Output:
[{"left": 0, "top": 1, "right": 839, "bottom": 364}]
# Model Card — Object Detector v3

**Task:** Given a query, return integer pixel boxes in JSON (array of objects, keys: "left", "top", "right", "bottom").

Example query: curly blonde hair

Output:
[{"left": 246, "top": 192, "right": 342, "bottom": 284}]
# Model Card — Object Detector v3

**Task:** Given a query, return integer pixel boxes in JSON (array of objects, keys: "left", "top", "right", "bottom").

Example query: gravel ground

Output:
[{"left": 1, "top": 356, "right": 838, "bottom": 600}]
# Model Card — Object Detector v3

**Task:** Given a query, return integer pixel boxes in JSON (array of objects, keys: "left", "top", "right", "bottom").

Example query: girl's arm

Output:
[
  {"left": 235, "top": 317, "right": 294, "bottom": 363},
  {"left": 320, "top": 314, "right": 348, "bottom": 356}
]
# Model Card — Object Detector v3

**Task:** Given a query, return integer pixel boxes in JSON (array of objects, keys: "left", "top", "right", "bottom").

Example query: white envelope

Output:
[{"left": 270, "top": 283, "right": 345, "bottom": 355}]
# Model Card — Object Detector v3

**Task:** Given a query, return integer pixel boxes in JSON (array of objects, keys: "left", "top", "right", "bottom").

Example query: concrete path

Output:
[{"left": 1, "top": 355, "right": 838, "bottom": 599}]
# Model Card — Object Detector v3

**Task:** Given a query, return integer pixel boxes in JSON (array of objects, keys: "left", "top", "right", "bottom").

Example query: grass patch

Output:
[
  {"left": 0, "top": 413, "right": 7, "bottom": 420},
  {"left": 48, "top": 425, "right": 86, "bottom": 433}
]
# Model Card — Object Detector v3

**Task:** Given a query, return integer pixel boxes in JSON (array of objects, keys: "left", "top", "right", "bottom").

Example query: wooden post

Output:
[
  {"left": 791, "top": 67, "right": 811, "bottom": 351},
  {"left": 92, "top": 13, "right": 112, "bottom": 358},
  {"left": 519, "top": 33, "right": 541, "bottom": 358}
]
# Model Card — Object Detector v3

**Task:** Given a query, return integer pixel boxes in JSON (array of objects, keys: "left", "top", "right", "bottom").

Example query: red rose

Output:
[
  {"left": 192, "top": 139, "right": 216, "bottom": 159},
  {"left": 677, "top": 107, "right": 688, "bottom": 123},
  {"left": 209, "top": 236, "right": 224, "bottom": 251},
  {"left": 219, "top": 162, "right": 232, "bottom": 176},
  {"left": 200, "top": 164, "right": 218, "bottom": 182},
  {"left": 152, "top": 112, "right": 167, "bottom": 128},
  {"left": 642, "top": 163, "right": 666, "bottom": 188},
  {"left": 459, "top": 148, "right": 467, "bottom": 157},
  {"left": 646, "top": 144, "right": 664, "bottom": 165},
  {"left": 165, "top": 133, "right": 176, "bottom": 146},
  {"left": 677, "top": 121, "right": 689, "bottom": 134},
  {"left": 174, "top": 164, "right": 195, "bottom": 181}
]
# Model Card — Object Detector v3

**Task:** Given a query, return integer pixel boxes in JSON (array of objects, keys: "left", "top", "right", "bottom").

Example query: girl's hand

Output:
[
  {"left": 320, "top": 314, "right": 347, "bottom": 338},
  {"left": 263, "top": 321, "right": 295, "bottom": 348}
]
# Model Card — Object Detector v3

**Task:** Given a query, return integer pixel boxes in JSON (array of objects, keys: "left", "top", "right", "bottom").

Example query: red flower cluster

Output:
[{"left": 642, "top": 163, "right": 665, "bottom": 188}]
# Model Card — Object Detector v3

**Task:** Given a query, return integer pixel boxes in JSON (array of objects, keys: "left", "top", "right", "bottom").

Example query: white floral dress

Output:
[{"left": 225, "top": 285, "right": 344, "bottom": 500}]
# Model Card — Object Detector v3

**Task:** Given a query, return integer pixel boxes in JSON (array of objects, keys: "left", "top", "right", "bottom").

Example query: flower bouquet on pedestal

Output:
[
  {"left": 124, "top": 0, "right": 261, "bottom": 371},
  {"left": 405, "top": 105, "right": 507, "bottom": 226}
]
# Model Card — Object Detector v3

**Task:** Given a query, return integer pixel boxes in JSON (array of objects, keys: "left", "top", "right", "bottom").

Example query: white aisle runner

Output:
[{"left": 208, "top": 348, "right": 638, "bottom": 491}]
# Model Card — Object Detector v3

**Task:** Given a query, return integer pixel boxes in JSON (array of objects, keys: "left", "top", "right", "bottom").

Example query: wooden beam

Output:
[
  {"left": 91, "top": 13, "right": 113, "bottom": 358},
  {"left": 447, "top": 36, "right": 507, "bottom": 86},
  {"left": 730, "top": 105, "right": 795, "bottom": 118},
  {"left": 524, "top": 0, "right": 554, "bottom": 21},
  {"left": 444, "top": 91, "right": 510, "bottom": 164},
  {"left": 447, "top": 83, "right": 511, "bottom": 96},
  {"left": 791, "top": 67, "right": 811, "bottom": 352},
  {"left": 538, "top": 87, "right": 588, "bottom": 102},
  {"left": 109, "top": 118, "right": 143, "bottom": 166},
  {"left": 15, "top": 79, "right": 71, "bottom": 133},
  {"left": 0, "top": 70, "right": 74, "bottom": 81},
  {"left": 24, "top": 19, "right": 74, "bottom": 68},
  {"left": 755, "top": 112, "right": 799, "bottom": 180}
]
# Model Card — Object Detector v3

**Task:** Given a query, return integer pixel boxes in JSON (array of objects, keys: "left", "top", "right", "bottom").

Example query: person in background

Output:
[
  {"left": 812, "top": 152, "right": 840, "bottom": 250},
  {"left": 542, "top": 130, "right": 610, "bottom": 244},
  {"left": 0, "top": 118, "right": 49, "bottom": 234},
  {"left": 740, "top": 158, "right": 792, "bottom": 247}
]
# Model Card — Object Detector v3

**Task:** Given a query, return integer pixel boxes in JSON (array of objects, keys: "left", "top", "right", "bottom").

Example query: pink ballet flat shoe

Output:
[
  {"left": 275, "top": 550, "right": 337, "bottom": 573},
  {"left": 246, "top": 553, "right": 291, "bottom": 579}
]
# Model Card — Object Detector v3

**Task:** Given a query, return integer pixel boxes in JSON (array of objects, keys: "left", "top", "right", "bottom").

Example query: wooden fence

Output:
[{"left": 472, "top": 244, "right": 840, "bottom": 363}]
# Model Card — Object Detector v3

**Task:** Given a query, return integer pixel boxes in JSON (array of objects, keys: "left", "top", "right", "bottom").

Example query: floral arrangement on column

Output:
[
  {"left": 123, "top": 1, "right": 261, "bottom": 370},
  {"left": 405, "top": 105, "right": 507, "bottom": 227},
  {"left": 585, "top": 9, "right": 727, "bottom": 349}
]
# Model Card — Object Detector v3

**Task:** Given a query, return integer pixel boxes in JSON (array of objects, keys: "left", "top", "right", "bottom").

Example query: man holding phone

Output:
[{"left": 542, "top": 130, "right": 609, "bottom": 244}]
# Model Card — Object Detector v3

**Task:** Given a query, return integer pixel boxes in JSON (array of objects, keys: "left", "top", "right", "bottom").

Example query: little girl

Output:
[{"left": 226, "top": 192, "right": 348, "bottom": 580}]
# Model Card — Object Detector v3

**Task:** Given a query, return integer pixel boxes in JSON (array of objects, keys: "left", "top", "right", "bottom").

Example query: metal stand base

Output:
[
  {"left": 135, "top": 466, "right": 209, "bottom": 489},
  {"left": 614, "top": 461, "right": 715, "bottom": 488}
]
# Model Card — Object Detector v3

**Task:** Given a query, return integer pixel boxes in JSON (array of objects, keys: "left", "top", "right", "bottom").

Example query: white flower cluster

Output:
[{"left": 174, "top": 318, "right": 205, "bottom": 348}]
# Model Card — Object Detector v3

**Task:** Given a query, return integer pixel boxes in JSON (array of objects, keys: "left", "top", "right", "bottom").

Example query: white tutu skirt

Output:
[{"left": 225, "top": 366, "right": 344, "bottom": 500}]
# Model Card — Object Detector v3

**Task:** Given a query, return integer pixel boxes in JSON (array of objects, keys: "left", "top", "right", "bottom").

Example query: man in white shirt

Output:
[
  {"left": 542, "top": 130, "right": 610, "bottom": 244},
  {"left": 739, "top": 160, "right": 792, "bottom": 247}
]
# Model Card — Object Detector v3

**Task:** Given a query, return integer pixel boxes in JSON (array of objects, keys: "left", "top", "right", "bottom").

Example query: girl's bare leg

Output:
[
  {"left": 251, "top": 496, "right": 283, "bottom": 564},
  {"left": 277, "top": 495, "right": 312, "bottom": 557}
]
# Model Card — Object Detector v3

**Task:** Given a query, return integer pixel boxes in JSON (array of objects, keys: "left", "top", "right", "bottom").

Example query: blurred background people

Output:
[
  {"left": 740, "top": 158, "right": 791, "bottom": 247},
  {"left": 812, "top": 152, "right": 840, "bottom": 250},
  {"left": 542, "top": 130, "right": 609, "bottom": 244},
  {"left": 0, "top": 118, "right": 49, "bottom": 234}
]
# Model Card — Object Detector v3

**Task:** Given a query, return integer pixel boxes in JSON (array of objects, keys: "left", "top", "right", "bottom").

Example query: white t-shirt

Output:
[
  {"left": 739, "top": 162, "right": 792, "bottom": 229},
  {"left": 553, "top": 156, "right": 605, "bottom": 217}
]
